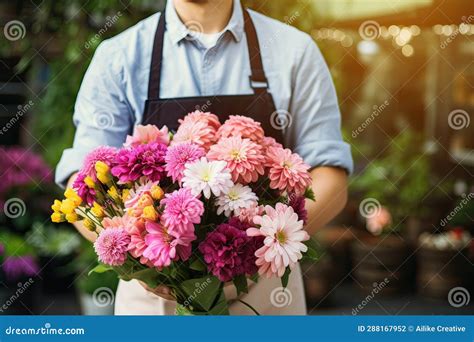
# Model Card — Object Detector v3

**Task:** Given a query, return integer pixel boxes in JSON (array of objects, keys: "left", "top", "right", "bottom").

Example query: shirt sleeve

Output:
[
  {"left": 55, "top": 40, "right": 134, "bottom": 187},
  {"left": 287, "top": 36, "right": 353, "bottom": 174}
]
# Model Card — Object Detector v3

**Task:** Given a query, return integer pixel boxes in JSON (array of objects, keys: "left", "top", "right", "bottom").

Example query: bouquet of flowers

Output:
[{"left": 51, "top": 111, "right": 317, "bottom": 315}]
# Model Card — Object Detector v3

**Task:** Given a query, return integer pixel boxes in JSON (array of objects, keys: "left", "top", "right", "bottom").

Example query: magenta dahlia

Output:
[
  {"left": 111, "top": 143, "right": 167, "bottom": 183},
  {"left": 199, "top": 219, "right": 260, "bottom": 282},
  {"left": 73, "top": 171, "right": 97, "bottom": 205}
]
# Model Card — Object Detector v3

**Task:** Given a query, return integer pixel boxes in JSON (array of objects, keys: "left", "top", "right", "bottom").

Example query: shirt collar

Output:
[{"left": 165, "top": 0, "right": 244, "bottom": 45}]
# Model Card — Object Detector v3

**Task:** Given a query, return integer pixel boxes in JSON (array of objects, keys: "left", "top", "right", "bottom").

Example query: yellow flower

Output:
[
  {"left": 108, "top": 186, "right": 120, "bottom": 201},
  {"left": 83, "top": 218, "right": 96, "bottom": 231},
  {"left": 84, "top": 176, "right": 95, "bottom": 188},
  {"left": 138, "top": 194, "right": 154, "bottom": 208},
  {"left": 51, "top": 199, "right": 62, "bottom": 212},
  {"left": 60, "top": 199, "right": 77, "bottom": 214},
  {"left": 95, "top": 161, "right": 111, "bottom": 184},
  {"left": 51, "top": 212, "right": 64, "bottom": 223},
  {"left": 122, "top": 189, "right": 130, "bottom": 203},
  {"left": 142, "top": 205, "right": 158, "bottom": 221},
  {"left": 91, "top": 202, "right": 104, "bottom": 218},
  {"left": 64, "top": 188, "right": 82, "bottom": 206},
  {"left": 65, "top": 212, "right": 78, "bottom": 223},
  {"left": 151, "top": 185, "right": 164, "bottom": 200}
]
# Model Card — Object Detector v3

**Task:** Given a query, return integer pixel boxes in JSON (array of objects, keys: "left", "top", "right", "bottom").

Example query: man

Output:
[{"left": 56, "top": 0, "right": 353, "bottom": 315}]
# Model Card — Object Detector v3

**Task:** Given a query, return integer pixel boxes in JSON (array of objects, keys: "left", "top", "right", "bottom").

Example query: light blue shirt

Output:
[{"left": 55, "top": 0, "right": 353, "bottom": 186}]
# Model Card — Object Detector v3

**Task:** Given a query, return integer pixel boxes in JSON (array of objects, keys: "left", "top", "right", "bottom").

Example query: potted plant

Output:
[
  {"left": 26, "top": 223, "right": 81, "bottom": 294},
  {"left": 350, "top": 129, "right": 433, "bottom": 293},
  {"left": 75, "top": 242, "right": 118, "bottom": 315},
  {"left": 0, "top": 232, "right": 39, "bottom": 315}
]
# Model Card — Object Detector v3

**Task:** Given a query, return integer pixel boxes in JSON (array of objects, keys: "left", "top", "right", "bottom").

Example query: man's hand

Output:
[{"left": 139, "top": 281, "right": 175, "bottom": 301}]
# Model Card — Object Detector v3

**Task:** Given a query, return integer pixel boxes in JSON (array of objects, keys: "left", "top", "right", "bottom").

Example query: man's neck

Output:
[{"left": 173, "top": 0, "right": 234, "bottom": 34}]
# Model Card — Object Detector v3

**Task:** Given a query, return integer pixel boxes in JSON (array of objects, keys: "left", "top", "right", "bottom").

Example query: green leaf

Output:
[
  {"left": 302, "top": 238, "right": 321, "bottom": 262},
  {"left": 281, "top": 268, "right": 291, "bottom": 288},
  {"left": 120, "top": 268, "right": 163, "bottom": 288},
  {"left": 249, "top": 273, "right": 259, "bottom": 284},
  {"left": 180, "top": 276, "right": 221, "bottom": 312},
  {"left": 304, "top": 187, "right": 316, "bottom": 201},
  {"left": 233, "top": 275, "right": 248, "bottom": 296},
  {"left": 207, "top": 291, "right": 229, "bottom": 315},
  {"left": 88, "top": 264, "right": 113, "bottom": 276},
  {"left": 189, "top": 258, "right": 207, "bottom": 272}
]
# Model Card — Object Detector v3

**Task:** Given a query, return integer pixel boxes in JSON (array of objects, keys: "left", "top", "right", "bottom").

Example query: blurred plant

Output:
[
  {"left": 26, "top": 222, "right": 81, "bottom": 257},
  {"left": 0, "top": 231, "right": 39, "bottom": 283},
  {"left": 0, "top": 146, "right": 57, "bottom": 234},
  {"left": 350, "top": 129, "right": 440, "bottom": 226},
  {"left": 75, "top": 241, "right": 118, "bottom": 296}
]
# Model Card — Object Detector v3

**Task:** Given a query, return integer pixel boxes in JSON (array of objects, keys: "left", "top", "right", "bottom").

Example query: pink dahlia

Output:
[
  {"left": 217, "top": 115, "right": 264, "bottom": 143},
  {"left": 125, "top": 125, "right": 170, "bottom": 148},
  {"left": 164, "top": 143, "right": 205, "bottom": 182},
  {"left": 261, "top": 136, "right": 283, "bottom": 152},
  {"left": 94, "top": 228, "right": 131, "bottom": 266},
  {"left": 161, "top": 188, "right": 204, "bottom": 233},
  {"left": 207, "top": 136, "right": 266, "bottom": 184},
  {"left": 199, "top": 218, "right": 260, "bottom": 282},
  {"left": 102, "top": 214, "right": 135, "bottom": 230},
  {"left": 247, "top": 203, "right": 310, "bottom": 278},
  {"left": 82, "top": 146, "right": 117, "bottom": 180},
  {"left": 172, "top": 111, "right": 220, "bottom": 150},
  {"left": 143, "top": 220, "right": 195, "bottom": 268},
  {"left": 266, "top": 147, "right": 312, "bottom": 195},
  {"left": 111, "top": 143, "right": 167, "bottom": 183},
  {"left": 237, "top": 203, "right": 265, "bottom": 225},
  {"left": 124, "top": 218, "right": 151, "bottom": 265},
  {"left": 73, "top": 172, "right": 96, "bottom": 205}
]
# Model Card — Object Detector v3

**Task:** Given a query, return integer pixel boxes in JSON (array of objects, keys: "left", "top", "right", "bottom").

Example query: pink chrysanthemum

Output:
[
  {"left": 94, "top": 228, "right": 131, "bottom": 266},
  {"left": 237, "top": 203, "right": 265, "bottom": 225},
  {"left": 161, "top": 188, "right": 204, "bottom": 233},
  {"left": 143, "top": 220, "right": 195, "bottom": 268},
  {"left": 266, "top": 147, "right": 312, "bottom": 195},
  {"left": 261, "top": 136, "right": 283, "bottom": 152},
  {"left": 164, "top": 143, "right": 205, "bottom": 182},
  {"left": 111, "top": 143, "right": 167, "bottom": 183},
  {"left": 125, "top": 125, "right": 170, "bottom": 147},
  {"left": 124, "top": 218, "right": 152, "bottom": 265},
  {"left": 247, "top": 203, "right": 310, "bottom": 278},
  {"left": 172, "top": 111, "right": 220, "bottom": 150},
  {"left": 207, "top": 136, "right": 266, "bottom": 184},
  {"left": 82, "top": 146, "right": 117, "bottom": 180},
  {"left": 217, "top": 115, "right": 265, "bottom": 143}
]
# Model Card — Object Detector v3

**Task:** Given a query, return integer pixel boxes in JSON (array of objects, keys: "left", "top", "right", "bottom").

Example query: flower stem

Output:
[{"left": 237, "top": 299, "right": 260, "bottom": 316}]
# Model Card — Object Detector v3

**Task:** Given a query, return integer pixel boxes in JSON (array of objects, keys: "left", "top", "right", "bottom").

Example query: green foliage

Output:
[
  {"left": 350, "top": 129, "right": 434, "bottom": 223},
  {"left": 26, "top": 222, "right": 81, "bottom": 256},
  {"left": 0, "top": 230, "right": 35, "bottom": 257}
]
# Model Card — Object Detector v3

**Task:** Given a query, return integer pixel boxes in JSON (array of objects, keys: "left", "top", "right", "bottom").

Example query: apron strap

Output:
[{"left": 147, "top": 5, "right": 270, "bottom": 99}]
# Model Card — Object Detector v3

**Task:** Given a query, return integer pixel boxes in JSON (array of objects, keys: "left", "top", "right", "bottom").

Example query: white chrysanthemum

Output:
[
  {"left": 182, "top": 157, "right": 234, "bottom": 199},
  {"left": 216, "top": 184, "right": 258, "bottom": 217}
]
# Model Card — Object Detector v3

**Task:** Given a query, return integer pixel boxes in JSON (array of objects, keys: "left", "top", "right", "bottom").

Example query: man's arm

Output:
[{"left": 306, "top": 166, "right": 348, "bottom": 235}]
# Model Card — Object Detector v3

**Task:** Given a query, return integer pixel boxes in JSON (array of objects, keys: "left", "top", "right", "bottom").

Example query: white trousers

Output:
[{"left": 114, "top": 264, "right": 307, "bottom": 315}]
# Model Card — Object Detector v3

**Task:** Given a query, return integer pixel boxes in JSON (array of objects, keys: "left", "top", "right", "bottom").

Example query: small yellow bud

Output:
[
  {"left": 51, "top": 199, "right": 62, "bottom": 212},
  {"left": 151, "top": 185, "right": 164, "bottom": 200},
  {"left": 60, "top": 199, "right": 76, "bottom": 214},
  {"left": 122, "top": 189, "right": 130, "bottom": 203},
  {"left": 84, "top": 176, "right": 95, "bottom": 188},
  {"left": 138, "top": 194, "right": 154, "bottom": 208},
  {"left": 65, "top": 212, "right": 78, "bottom": 223},
  {"left": 51, "top": 212, "right": 64, "bottom": 223},
  {"left": 64, "top": 188, "right": 82, "bottom": 206},
  {"left": 108, "top": 186, "right": 120, "bottom": 201},
  {"left": 91, "top": 202, "right": 104, "bottom": 218},
  {"left": 95, "top": 161, "right": 110, "bottom": 174},
  {"left": 142, "top": 205, "right": 158, "bottom": 221},
  {"left": 83, "top": 218, "right": 96, "bottom": 231}
]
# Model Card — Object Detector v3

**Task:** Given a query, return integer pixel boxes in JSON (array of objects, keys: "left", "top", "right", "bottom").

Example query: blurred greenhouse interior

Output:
[{"left": 0, "top": 0, "right": 472, "bottom": 315}]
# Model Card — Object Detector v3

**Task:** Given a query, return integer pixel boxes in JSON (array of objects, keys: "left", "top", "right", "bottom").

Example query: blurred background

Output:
[{"left": 0, "top": 0, "right": 472, "bottom": 315}]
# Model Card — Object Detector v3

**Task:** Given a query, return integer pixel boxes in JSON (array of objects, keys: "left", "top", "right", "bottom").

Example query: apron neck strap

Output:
[{"left": 147, "top": 5, "right": 269, "bottom": 99}]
